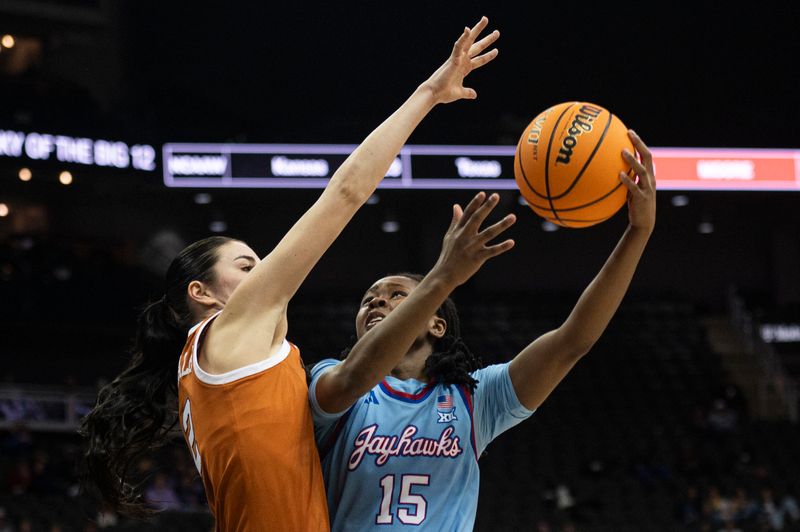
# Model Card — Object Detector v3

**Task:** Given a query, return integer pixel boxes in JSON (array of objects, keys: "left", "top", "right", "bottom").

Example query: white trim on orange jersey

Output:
[{"left": 189, "top": 311, "right": 292, "bottom": 385}]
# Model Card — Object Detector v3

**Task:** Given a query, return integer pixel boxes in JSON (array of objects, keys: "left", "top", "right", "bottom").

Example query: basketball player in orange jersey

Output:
[
  {"left": 308, "top": 132, "right": 655, "bottom": 531},
  {"left": 79, "top": 17, "right": 501, "bottom": 531}
]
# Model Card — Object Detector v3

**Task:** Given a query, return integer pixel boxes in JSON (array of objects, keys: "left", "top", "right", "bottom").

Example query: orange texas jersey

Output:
[{"left": 177, "top": 313, "right": 329, "bottom": 531}]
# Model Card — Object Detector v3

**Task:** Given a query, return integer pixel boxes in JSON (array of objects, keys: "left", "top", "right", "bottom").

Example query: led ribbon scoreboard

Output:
[
  {"left": 162, "top": 143, "right": 800, "bottom": 191},
  {"left": 1, "top": 129, "right": 797, "bottom": 191}
]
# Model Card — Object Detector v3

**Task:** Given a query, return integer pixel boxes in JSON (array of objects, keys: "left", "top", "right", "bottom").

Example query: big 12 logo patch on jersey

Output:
[{"left": 436, "top": 393, "right": 457, "bottom": 423}]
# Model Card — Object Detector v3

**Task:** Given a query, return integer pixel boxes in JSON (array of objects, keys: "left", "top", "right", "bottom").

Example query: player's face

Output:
[
  {"left": 208, "top": 240, "right": 260, "bottom": 306},
  {"left": 355, "top": 276, "right": 419, "bottom": 339}
]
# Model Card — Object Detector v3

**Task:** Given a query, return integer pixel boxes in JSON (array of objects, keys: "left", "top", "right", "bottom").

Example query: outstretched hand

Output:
[
  {"left": 619, "top": 130, "right": 657, "bottom": 234},
  {"left": 422, "top": 16, "right": 500, "bottom": 105},
  {"left": 432, "top": 191, "right": 515, "bottom": 287}
]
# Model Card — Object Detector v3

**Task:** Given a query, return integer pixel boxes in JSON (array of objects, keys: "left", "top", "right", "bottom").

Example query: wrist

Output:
[
  {"left": 628, "top": 223, "right": 654, "bottom": 240},
  {"left": 425, "top": 264, "right": 461, "bottom": 291},
  {"left": 414, "top": 82, "right": 440, "bottom": 107}
]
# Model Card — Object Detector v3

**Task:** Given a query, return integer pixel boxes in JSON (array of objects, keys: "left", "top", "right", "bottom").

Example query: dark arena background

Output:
[{"left": 1, "top": 2, "right": 799, "bottom": 531}]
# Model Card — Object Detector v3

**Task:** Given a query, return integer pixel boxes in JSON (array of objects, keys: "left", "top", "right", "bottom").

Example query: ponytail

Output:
[
  {"left": 79, "top": 298, "right": 186, "bottom": 516},
  {"left": 79, "top": 236, "right": 233, "bottom": 516}
]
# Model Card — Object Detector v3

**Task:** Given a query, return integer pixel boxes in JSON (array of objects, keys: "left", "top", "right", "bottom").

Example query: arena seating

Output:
[{"left": 2, "top": 284, "right": 799, "bottom": 531}]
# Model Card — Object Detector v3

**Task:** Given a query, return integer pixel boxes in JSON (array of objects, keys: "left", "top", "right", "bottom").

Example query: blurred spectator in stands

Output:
[
  {"left": 556, "top": 482, "right": 576, "bottom": 516},
  {"left": 707, "top": 398, "right": 739, "bottom": 434},
  {"left": 169, "top": 447, "right": 205, "bottom": 507},
  {"left": 552, "top": 481, "right": 586, "bottom": 527},
  {"left": 561, "top": 521, "right": 577, "bottom": 532},
  {"left": 94, "top": 508, "right": 118, "bottom": 529},
  {"left": 720, "top": 381, "right": 748, "bottom": 421},
  {"left": 30, "top": 449, "right": 54, "bottom": 496},
  {"left": 143, "top": 472, "right": 181, "bottom": 511},
  {"left": 541, "top": 478, "right": 581, "bottom": 525},
  {"left": 717, "top": 520, "right": 743, "bottom": 532},
  {"left": 178, "top": 468, "right": 206, "bottom": 508},
  {"left": 786, "top": 484, "right": 800, "bottom": 524},
  {"left": 7, "top": 460, "right": 31, "bottom": 495},
  {"left": 676, "top": 484, "right": 704, "bottom": 527},
  {"left": 758, "top": 485, "right": 800, "bottom": 530},
  {"left": 541, "top": 478, "right": 558, "bottom": 522},
  {"left": 730, "top": 441, "right": 759, "bottom": 479},
  {"left": 677, "top": 437, "right": 707, "bottom": 482},
  {"left": 136, "top": 456, "right": 156, "bottom": 478},
  {"left": 0, "top": 507, "right": 12, "bottom": 532},
  {"left": 632, "top": 441, "right": 673, "bottom": 491},
  {"left": 705, "top": 485, "right": 736, "bottom": 528},
  {"left": 732, "top": 486, "right": 759, "bottom": 526}
]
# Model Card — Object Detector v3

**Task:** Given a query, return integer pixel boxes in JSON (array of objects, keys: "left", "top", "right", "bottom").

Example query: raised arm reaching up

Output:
[
  {"left": 79, "top": 18, "right": 501, "bottom": 525},
  {"left": 315, "top": 192, "right": 516, "bottom": 413},
  {"left": 508, "top": 130, "right": 657, "bottom": 410},
  {"left": 203, "top": 16, "right": 501, "bottom": 374}
]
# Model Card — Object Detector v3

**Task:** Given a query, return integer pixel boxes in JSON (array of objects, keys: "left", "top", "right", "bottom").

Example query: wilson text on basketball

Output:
[{"left": 556, "top": 104, "right": 603, "bottom": 165}]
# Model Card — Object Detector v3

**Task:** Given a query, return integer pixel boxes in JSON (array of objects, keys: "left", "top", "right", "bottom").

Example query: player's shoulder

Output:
[
  {"left": 470, "top": 361, "right": 511, "bottom": 381},
  {"left": 310, "top": 358, "right": 342, "bottom": 379}
]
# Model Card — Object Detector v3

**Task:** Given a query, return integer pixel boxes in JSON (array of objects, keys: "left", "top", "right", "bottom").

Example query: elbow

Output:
[
  {"left": 331, "top": 362, "right": 373, "bottom": 400},
  {"left": 556, "top": 345, "right": 590, "bottom": 366},
  {"left": 345, "top": 366, "right": 378, "bottom": 398},
  {"left": 571, "top": 345, "right": 592, "bottom": 361},
  {"left": 568, "top": 336, "right": 596, "bottom": 360},
  {"left": 329, "top": 163, "right": 373, "bottom": 206},
  {"left": 557, "top": 330, "right": 594, "bottom": 361}
]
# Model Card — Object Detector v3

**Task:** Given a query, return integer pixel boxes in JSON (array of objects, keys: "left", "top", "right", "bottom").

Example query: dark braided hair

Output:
[
  {"left": 341, "top": 272, "right": 483, "bottom": 391},
  {"left": 79, "top": 236, "right": 235, "bottom": 517}
]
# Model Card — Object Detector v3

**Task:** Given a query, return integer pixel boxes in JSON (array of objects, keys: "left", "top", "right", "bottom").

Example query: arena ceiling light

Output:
[
  {"left": 671, "top": 195, "right": 689, "bottom": 207},
  {"left": 193, "top": 193, "right": 212, "bottom": 205}
]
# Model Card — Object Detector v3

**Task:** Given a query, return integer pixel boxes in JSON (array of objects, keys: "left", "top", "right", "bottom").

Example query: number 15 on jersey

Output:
[{"left": 376, "top": 474, "right": 430, "bottom": 525}]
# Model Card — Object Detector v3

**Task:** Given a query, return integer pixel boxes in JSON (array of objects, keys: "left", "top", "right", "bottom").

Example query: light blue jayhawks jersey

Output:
[{"left": 309, "top": 360, "right": 534, "bottom": 531}]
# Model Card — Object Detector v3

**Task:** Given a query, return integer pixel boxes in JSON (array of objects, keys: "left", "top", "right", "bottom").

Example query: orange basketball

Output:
[{"left": 514, "top": 101, "right": 634, "bottom": 228}]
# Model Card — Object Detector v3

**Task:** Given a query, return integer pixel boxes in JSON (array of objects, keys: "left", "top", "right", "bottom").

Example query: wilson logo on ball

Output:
[
  {"left": 555, "top": 104, "right": 602, "bottom": 165},
  {"left": 514, "top": 101, "right": 634, "bottom": 228}
]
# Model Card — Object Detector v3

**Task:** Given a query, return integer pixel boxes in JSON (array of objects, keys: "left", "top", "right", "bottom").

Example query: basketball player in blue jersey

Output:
[{"left": 309, "top": 131, "right": 656, "bottom": 531}]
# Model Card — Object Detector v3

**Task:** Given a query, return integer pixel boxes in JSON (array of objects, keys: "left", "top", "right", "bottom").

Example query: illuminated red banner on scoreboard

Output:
[
  {"left": 162, "top": 143, "right": 800, "bottom": 191},
  {"left": 651, "top": 148, "right": 798, "bottom": 190}
]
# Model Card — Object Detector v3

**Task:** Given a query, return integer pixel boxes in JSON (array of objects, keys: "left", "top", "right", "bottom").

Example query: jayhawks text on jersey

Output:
[{"left": 310, "top": 360, "right": 534, "bottom": 531}]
